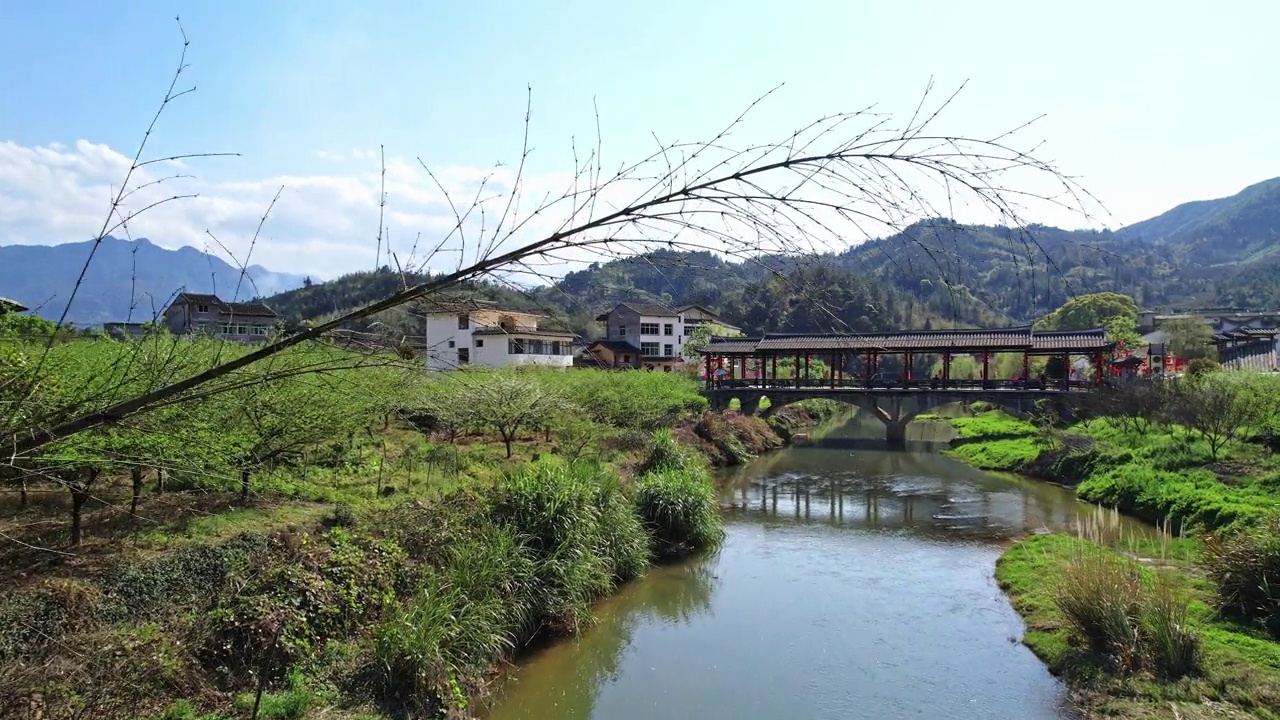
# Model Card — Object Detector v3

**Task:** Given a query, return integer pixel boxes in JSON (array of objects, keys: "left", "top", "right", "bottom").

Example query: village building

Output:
[
  {"left": 585, "top": 302, "right": 739, "bottom": 372},
  {"left": 414, "top": 299, "right": 577, "bottom": 371},
  {"left": 162, "top": 293, "right": 279, "bottom": 343},
  {"left": 0, "top": 297, "right": 28, "bottom": 315}
]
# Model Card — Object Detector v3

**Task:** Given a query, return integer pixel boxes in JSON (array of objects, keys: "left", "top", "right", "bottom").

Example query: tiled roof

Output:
[
  {"left": 703, "top": 337, "right": 765, "bottom": 354},
  {"left": 595, "top": 302, "right": 680, "bottom": 320},
  {"left": 755, "top": 328, "right": 1035, "bottom": 352},
  {"left": 1029, "top": 329, "right": 1111, "bottom": 351},
  {"left": 698, "top": 327, "right": 1114, "bottom": 354},
  {"left": 224, "top": 302, "right": 278, "bottom": 318},
  {"left": 172, "top": 293, "right": 278, "bottom": 317},
  {"left": 472, "top": 327, "right": 577, "bottom": 338},
  {"left": 587, "top": 340, "right": 641, "bottom": 354},
  {"left": 174, "top": 292, "right": 223, "bottom": 305},
  {"left": 0, "top": 296, "right": 28, "bottom": 313}
]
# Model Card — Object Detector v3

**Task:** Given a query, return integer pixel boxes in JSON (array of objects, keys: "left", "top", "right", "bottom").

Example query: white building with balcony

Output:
[{"left": 416, "top": 300, "right": 577, "bottom": 371}]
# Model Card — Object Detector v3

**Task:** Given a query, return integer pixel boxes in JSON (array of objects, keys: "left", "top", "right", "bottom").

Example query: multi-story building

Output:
[
  {"left": 162, "top": 293, "right": 279, "bottom": 343},
  {"left": 585, "top": 302, "right": 738, "bottom": 371},
  {"left": 415, "top": 300, "right": 577, "bottom": 371}
]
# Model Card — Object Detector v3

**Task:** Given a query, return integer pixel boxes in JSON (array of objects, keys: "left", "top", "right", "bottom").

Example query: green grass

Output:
[
  {"left": 945, "top": 437, "right": 1042, "bottom": 471},
  {"left": 997, "top": 534, "right": 1280, "bottom": 718},
  {"left": 948, "top": 410, "right": 1037, "bottom": 439}
]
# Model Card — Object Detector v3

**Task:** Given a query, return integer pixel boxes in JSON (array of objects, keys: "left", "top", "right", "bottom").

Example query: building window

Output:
[
  {"left": 619, "top": 325, "right": 627, "bottom": 336},
  {"left": 663, "top": 324, "right": 674, "bottom": 336},
  {"left": 640, "top": 323, "right": 660, "bottom": 335},
  {"left": 664, "top": 344, "right": 673, "bottom": 356},
  {"left": 197, "top": 303, "right": 210, "bottom": 313},
  {"left": 457, "top": 348, "right": 470, "bottom": 364},
  {"left": 641, "top": 342, "right": 661, "bottom": 357},
  {"left": 457, "top": 314, "right": 470, "bottom": 330},
  {"left": 623, "top": 354, "right": 631, "bottom": 363},
  {"left": 475, "top": 339, "right": 484, "bottom": 347},
  {"left": 252, "top": 326, "right": 268, "bottom": 336},
  {"left": 509, "top": 338, "right": 526, "bottom": 354},
  {"left": 448, "top": 340, "right": 455, "bottom": 348}
]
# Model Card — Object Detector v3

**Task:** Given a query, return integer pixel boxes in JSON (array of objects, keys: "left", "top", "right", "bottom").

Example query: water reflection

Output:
[
  {"left": 481, "top": 413, "right": 1134, "bottom": 720},
  {"left": 481, "top": 559, "right": 718, "bottom": 719}
]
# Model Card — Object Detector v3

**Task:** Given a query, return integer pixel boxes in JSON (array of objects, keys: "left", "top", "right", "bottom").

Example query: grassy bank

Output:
[
  {"left": 997, "top": 533, "right": 1280, "bottom": 719},
  {"left": 1, "top": 333, "right": 815, "bottom": 719},
  {"left": 944, "top": 375, "right": 1280, "bottom": 717}
]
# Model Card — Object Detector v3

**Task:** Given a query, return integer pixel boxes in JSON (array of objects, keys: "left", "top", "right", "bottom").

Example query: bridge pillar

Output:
[{"left": 885, "top": 419, "right": 909, "bottom": 448}]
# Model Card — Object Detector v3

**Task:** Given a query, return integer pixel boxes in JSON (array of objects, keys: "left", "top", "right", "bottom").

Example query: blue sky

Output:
[{"left": 1, "top": 0, "right": 1276, "bottom": 278}]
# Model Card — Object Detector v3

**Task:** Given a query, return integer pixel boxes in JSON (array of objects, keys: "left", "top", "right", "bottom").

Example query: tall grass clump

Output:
[
  {"left": 635, "top": 466, "right": 723, "bottom": 560},
  {"left": 1202, "top": 518, "right": 1280, "bottom": 638},
  {"left": 640, "top": 428, "right": 696, "bottom": 474},
  {"left": 1143, "top": 573, "right": 1201, "bottom": 678},
  {"left": 1054, "top": 526, "right": 1201, "bottom": 677},
  {"left": 1055, "top": 548, "right": 1145, "bottom": 674}
]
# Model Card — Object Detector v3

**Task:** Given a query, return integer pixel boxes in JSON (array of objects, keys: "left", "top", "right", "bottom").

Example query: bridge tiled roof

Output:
[
  {"left": 700, "top": 327, "right": 1113, "bottom": 355},
  {"left": 1029, "top": 329, "right": 1111, "bottom": 352}
]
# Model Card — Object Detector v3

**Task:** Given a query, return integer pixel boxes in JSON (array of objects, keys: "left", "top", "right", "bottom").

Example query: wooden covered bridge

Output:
[{"left": 697, "top": 327, "right": 1114, "bottom": 444}]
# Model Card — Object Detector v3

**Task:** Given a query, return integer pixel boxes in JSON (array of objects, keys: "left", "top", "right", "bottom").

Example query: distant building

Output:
[
  {"left": 0, "top": 297, "right": 28, "bottom": 315},
  {"left": 1139, "top": 307, "right": 1279, "bottom": 370},
  {"left": 585, "top": 302, "right": 738, "bottom": 371},
  {"left": 162, "top": 293, "right": 279, "bottom": 343},
  {"left": 103, "top": 322, "right": 150, "bottom": 340},
  {"left": 414, "top": 299, "right": 577, "bottom": 371}
]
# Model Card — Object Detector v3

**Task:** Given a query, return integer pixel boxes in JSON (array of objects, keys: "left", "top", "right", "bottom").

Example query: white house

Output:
[
  {"left": 416, "top": 300, "right": 577, "bottom": 371},
  {"left": 585, "top": 302, "right": 738, "bottom": 371}
]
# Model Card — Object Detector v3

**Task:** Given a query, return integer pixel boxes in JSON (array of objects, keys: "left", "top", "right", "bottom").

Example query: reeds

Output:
[{"left": 1053, "top": 514, "right": 1201, "bottom": 677}]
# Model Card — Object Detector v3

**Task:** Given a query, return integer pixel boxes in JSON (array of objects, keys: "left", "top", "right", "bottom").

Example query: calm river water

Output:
[{"left": 482, "top": 413, "right": 1151, "bottom": 720}]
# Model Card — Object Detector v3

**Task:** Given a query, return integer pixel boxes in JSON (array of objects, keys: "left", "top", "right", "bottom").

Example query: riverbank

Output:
[
  {"left": 0, "top": 352, "right": 837, "bottom": 720},
  {"left": 997, "top": 533, "right": 1280, "bottom": 719},
  {"left": 941, "top": 376, "right": 1280, "bottom": 718}
]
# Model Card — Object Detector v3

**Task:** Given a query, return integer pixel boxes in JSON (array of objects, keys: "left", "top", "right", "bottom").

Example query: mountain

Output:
[
  {"left": 0, "top": 237, "right": 307, "bottom": 325},
  {"left": 1118, "top": 177, "right": 1280, "bottom": 267},
  {"left": 12, "top": 177, "right": 1278, "bottom": 330}
]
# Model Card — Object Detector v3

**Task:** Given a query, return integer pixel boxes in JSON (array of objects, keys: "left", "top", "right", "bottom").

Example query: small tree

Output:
[
  {"left": 459, "top": 373, "right": 567, "bottom": 458},
  {"left": 1164, "top": 317, "right": 1216, "bottom": 361},
  {"left": 1172, "top": 377, "right": 1261, "bottom": 460}
]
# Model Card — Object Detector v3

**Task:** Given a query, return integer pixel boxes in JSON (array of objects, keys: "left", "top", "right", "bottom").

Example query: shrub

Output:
[
  {"left": 1186, "top": 358, "right": 1221, "bottom": 377},
  {"left": 1201, "top": 519, "right": 1280, "bottom": 638},
  {"left": 1055, "top": 549, "right": 1145, "bottom": 674},
  {"left": 1054, "top": 546, "right": 1200, "bottom": 677},
  {"left": 1142, "top": 574, "right": 1201, "bottom": 678},
  {"left": 640, "top": 428, "right": 696, "bottom": 474},
  {"left": 635, "top": 467, "right": 723, "bottom": 559},
  {"left": 0, "top": 578, "right": 102, "bottom": 663}
]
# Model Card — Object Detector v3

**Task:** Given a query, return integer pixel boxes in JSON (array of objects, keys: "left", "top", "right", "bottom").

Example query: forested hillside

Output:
[{"left": 250, "top": 176, "right": 1280, "bottom": 335}]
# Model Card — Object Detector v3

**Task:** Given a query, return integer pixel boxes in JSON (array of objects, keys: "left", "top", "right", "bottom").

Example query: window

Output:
[
  {"left": 663, "top": 323, "right": 674, "bottom": 336},
  {"left": 475, "top": 339, "right": 484, "bottom": 347},
  {"left": 457, "top": 314, "right": 470, "bottom": 330},
  {"left": 640, "top": 323, "right": 660, "bottom": 335},
  {"left": 619, "top": 325, "right": 627, "bottom": 336},
  {"left": 622, "top": 354, "right": 631, "bottom": 363},
  {"left": 663, "top": 344, "right": 673, "bottom": 357},
  {"left": 196, "top": 303, "right": 210, "bottom": 313},
  {"left": 528, "top": 339, "right": 546, "bottom": 354},
  {"left": 641, "top": 342, "right": 661, "bottom": 357},
  {"left": 448, "top": 340, "right": 455, "bottom": 348},
  {"left": 509, "top": 338, "right": 526, "bottom": 354},
  {"left": 252, "top": 326, "right": 268, "bottom": 336},
  {"left": 457, "top": 348, "right": 470, "bottom": 364}
]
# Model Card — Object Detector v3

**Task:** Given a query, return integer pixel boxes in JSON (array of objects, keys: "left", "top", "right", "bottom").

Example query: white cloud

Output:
[
  {"left": 0, "top": 139, "right": 573, "bottom": 281},
  {"left": 0, "top": 132, "right": 1091, "bottom": 290}
]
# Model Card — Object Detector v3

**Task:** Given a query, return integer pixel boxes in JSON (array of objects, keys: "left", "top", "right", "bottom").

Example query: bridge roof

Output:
[{"left": 700, "top": 327, "right": 1112, "bottom": 355}]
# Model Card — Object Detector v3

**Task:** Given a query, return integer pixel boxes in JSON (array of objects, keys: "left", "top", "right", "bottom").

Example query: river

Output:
[{"left": 482, "top": 412, "right": 1153, "bottom": 720}]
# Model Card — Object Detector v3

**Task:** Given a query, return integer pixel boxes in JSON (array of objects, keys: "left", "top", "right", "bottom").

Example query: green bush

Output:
[
  {"left": 1202, "top": 520, "right": 1280, "bottom": 638},
  {"left": 1054, "top": 545, "right": 1200, "bottom": 678},
  {"left": 635, "top": 467, "right": 723, "bottom": 559},
  {"left": 1077, "top": 464, "right": 1280, "bottom": 532}
]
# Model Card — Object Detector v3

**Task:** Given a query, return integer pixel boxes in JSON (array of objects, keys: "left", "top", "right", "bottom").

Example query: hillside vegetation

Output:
[{"left": 0, "top": 333, "right": 807, "bottom": 719}]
